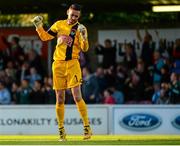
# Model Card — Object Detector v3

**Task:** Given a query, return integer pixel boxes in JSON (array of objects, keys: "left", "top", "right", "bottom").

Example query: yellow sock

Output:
[
  {"left": 76, "top": 99, "right": 89, "bottom": 126},
  {"left": 56, "top": 103, "right": 65, "bottom": 128}
]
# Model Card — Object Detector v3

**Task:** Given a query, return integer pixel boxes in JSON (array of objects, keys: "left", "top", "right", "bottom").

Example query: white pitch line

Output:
[{"left": 0, "top": 145, "right": 177, "bottom": 146}]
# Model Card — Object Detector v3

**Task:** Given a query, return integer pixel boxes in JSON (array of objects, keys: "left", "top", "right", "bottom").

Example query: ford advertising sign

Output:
[
  {"left": 172, "top": 115, "right": 180, "bottom": 130},
  {"left": 119, "top": 113, "right": 162, "bottom": 131}
]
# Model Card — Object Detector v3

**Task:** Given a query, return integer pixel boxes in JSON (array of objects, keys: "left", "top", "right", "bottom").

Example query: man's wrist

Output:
[{"left": 36, "top": 26, "right": 44, "bottom": 32}]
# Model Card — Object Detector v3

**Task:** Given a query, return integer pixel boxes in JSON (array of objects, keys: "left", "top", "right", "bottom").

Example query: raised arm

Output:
[
  {"left": 32, "top": 16, "right": 55, "bottom": 41},
  {"left": 136, "top": 27, "right": 142, "bottom": 42}
]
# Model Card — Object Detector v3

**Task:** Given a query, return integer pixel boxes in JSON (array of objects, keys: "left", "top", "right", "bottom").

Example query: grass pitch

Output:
[{"left": 0, "top": 135, "right": 180, "bottom": 145}]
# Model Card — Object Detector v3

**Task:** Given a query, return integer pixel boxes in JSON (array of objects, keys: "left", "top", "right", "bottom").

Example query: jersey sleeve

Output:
[
  {"left": 36, "top": 27, "right": 54, "bottom": 41},
  {"left": 49, "top": 22, "right": 59, "bottom": 34},
  {"left": 36, "top": 21, "right": 59, "bottom": 41}
]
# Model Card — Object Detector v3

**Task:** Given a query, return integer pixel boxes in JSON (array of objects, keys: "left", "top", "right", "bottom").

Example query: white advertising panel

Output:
[
  {"left": 113, "top": 105, "right": 180, "bottom": 134},
  {"left": 98, "top": 29, "right": 180, "bottom": 44},
  {"left": 98, "top": 28, "right": 180, "bottom": 62},
  {"left": 0, "top": 105, "right": 108, "bottom": 135}
]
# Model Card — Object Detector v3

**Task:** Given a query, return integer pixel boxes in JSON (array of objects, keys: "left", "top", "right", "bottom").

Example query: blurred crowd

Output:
[
  {"left": 82, "top": 29, "right": 180, "bottom": 105},
  {"left": 0, "top": 35, "right": 55, "bottom": 104},
  {"left": 0, "top": 29, "right": 179, "bottom": 105}
]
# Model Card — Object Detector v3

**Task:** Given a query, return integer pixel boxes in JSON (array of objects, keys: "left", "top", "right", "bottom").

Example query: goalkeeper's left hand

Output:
[
  {"left": 32, "top": 16, "right": 43, "bottom": 28},
  {"left": 78, "top": 24, "right": 87, "bottom": 40}
]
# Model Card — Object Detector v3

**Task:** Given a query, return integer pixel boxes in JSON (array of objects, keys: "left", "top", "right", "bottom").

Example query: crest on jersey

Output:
[{"left": 70, "top": 28, "right": 77, "bottom": 36}]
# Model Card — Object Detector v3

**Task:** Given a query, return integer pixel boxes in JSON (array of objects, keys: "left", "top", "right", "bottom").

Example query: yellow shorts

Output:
[{"left": 52, "top": 59, "right": 82, "bottom": 90}]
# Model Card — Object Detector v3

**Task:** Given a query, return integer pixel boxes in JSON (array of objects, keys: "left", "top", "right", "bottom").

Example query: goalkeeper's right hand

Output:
[{"left": 32, "top": 16, "right": 43, "bottom": 28}]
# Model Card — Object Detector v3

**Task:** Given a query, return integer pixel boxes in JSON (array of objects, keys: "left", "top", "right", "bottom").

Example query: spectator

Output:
[
  {"left": 172, "top": 60, "right": 180, "bottom": 74},
  {"left": 27, "top": 49, "right": 44, "bottom": 76},
  {"left": 30, "top": 80, "right": 45, "bottom": 104},
  {"left": 17, "top": 79, "right": 32, "bottom": 104},
  {"left": 102, "top": 88, "right": 116, "bottom": 104},
  {"left": 173, "top": 39, "right": 180, "bottom": 60},
  {"left": 153, "top": 51, "right": 165, "bottom": 84},
  {"left": 82, "top": 66, "right": 100, "bottom": 104},
  {"left": 104, "top": 66, "right": 116, "bottom": 88},
  {"left": 5, "top": 60, "right": 16, "bottom": 81},
  {"left": 27, "top": 67, "right": 42, "bottom": 87},
  {"left": 135, "top": 59, "right": 153, "bottom": 101},
  {"left": 154, "top": 31, "right": 169, "bottom": 59},
  {"left": 136, "top": 28, "right": 155, "bottom": 67},
  {"left": 119, "top": 43, "right": 137, "bottom": 70},
  {"left": 11, "top": 81, "right": 20, "bottom": 104},
  {"left": 0, "top": 69, "right": 14, "bottom": 90},
  {"left": 0, "top": 80, "right": 11, "bottom": 104},
  {"left": 42, "top": 76, "right": 56, "bottom": 104},
  {"left": 109, "top": 86, "right": 124, "bottom": 104},
  {"left": 125, "top": 70, "right": 145, "bottom": 103},
  {"left": 152, "top": 83, "right": 161, "bottom": 104},
  {"left": 169, "top": 73, "right": 180, "bottom": 104},
  {"left": 95, "top": 39, "right": 117, "bottom": 69},
  {"left": 1, "top": 35, "right": 25, "bottom": 66},
  {"left": 95, "top": 66, "right": 108, "bottom": 97},
  {"left": 115, "top": 64, "right": 127, "bottom": 91},
  {"left": 156, "top": 83, "right": 170, "bottom": 104},
  {"left": 16, "top": 61, "right": 30, "bottom": 83},
  {"left": 160, "top": 65, "right": 170, "bottom": 83}
]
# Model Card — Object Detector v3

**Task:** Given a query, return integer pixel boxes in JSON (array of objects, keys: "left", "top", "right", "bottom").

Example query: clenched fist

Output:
[
  {"left": 78, "top": 24, "right": 87, "bottom": 40},
  {"left": 32, "top": 16, "right": 43, "bottom": 28}
]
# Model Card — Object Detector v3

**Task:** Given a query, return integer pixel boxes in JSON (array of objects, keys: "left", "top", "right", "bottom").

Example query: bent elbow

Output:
[
  {"left": 39, "top": 35, "right": 49, "bottom": 41},
  {"left": 40, "top": 37, "right": 48, "bottom": 41}
]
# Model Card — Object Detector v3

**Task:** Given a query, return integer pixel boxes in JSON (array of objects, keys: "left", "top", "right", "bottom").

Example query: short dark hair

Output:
[
  {"left": 12, "top": 36, "right": 20, "bottom": 44},
  {"left": 69, "top": 3, "right": 81, "bottom": 11},
  {"left": 104, "top": 39, "right": 112, "bottom": 44}
]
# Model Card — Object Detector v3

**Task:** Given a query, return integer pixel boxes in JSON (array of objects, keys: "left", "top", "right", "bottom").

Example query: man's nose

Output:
[{"left": 72, "top": 16, "right": 76, "bottom": 20}]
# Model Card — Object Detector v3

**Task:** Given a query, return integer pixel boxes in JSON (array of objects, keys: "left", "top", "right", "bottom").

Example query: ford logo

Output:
[
  {"left": 120, "top": 113, "right": 162, "bottom": 131},
  {"left": 172, "top": 116, "right": 180, "bottom": 129}
]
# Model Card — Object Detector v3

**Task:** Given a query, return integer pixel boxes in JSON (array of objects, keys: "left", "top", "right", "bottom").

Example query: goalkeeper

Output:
[{"left": 32, "top": 3, "right": 92, "bottom": 141}]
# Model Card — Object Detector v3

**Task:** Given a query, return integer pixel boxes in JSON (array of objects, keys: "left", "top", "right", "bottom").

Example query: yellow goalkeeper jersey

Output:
[{"left": 36, "top": 20, "right": 89, "bottom": 61}]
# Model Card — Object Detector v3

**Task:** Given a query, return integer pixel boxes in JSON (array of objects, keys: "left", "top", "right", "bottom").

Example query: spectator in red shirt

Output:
[{"left": 103, "top": 88, "right": 115, "bottom": 104}]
